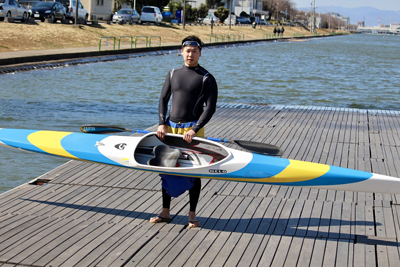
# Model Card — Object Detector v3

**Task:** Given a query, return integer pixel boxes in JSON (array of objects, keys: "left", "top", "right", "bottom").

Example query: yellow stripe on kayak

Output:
[
  {"left": 210, "top": 159, "right": 330, "bottom": 183},
  {"left": 27, "top": 131, "right": 78, "bottom": 159},
  {"left": 270, "top": 159, "right": 330, "bottom": 182}
]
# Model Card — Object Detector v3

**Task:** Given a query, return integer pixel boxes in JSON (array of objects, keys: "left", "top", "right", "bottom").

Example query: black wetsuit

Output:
[
  {"left": 158, "top": 64, "right": 218, "bottom": 211},
  {"left": 159, "top": 65, "right": 218, "bottom": 133}
]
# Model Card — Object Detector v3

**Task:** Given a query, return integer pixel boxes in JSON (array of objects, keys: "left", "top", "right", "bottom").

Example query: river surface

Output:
[{"left": 1, "top": 34, "right": 399, "bottom": 193}]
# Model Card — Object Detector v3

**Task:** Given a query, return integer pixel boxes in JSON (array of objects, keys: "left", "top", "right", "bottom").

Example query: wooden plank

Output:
[
  {"left": 273, "top": 198, "right": 295, "bottom": 235},
  {"left": 108, "top": 229, "right": 166, "bottom": 267},
  {"left": 6, "top": 217, "right": 76, "bottom": 264},
  {"left": 296, "top": 237, "right": 315, "bottom": 266},
  {"left": 309, "top": 238, "right": 326, "bottom": 267},
  {"left": 255, "top": 198, "right": 283, "bottom": 235},
  {"left": 257, "top": 235, "right": 281, "bottom": 266},
  {"left": 224, "top": 233, "right": 253, "bottom": 266},
  {"left": 295, "top": 199, "right": 314, "bottom": 237},
  {"left": 208, "top": 232, "right": 242, "bottom": 266},
  {"left": 322, "top": 238, "right": 338, "bottom": 267},
  {"left": 282, "top": 236, "right": 303, "bottom": 266},
  {"left": 231, "top": 197, "right": 262, "bottom": 232},
  {"left": 236, "top": 234, "right": 264, "bottom": 267},
  {"left": 306, "top": 200, "right": 323, "bottom": 237},
  {"left": 182, "top": 231, "right": 220, "bottom": 266},
  {"left": 270, "top": 235, "right": 292, "bottom": 267},
  {"left": 196, "top": 231, "right": 231, "bottom": 267}
]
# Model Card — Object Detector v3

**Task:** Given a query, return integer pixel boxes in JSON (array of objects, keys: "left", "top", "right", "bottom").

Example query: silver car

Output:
[
  {"left": 112, "top": 8, "right": 140, "bottom": 24},
  {"left": 0, "top": 0, "right": 27, "bottom": 21}
]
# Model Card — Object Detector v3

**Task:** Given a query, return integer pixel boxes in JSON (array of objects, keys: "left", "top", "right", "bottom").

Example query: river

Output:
[{"left": 0, "top": 34, "right": 399, "bottom": 193}]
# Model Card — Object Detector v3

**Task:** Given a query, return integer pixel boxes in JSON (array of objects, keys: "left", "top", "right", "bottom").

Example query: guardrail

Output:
[
  {"left": 149, "top": 36, "right": 161, "bottom": 47},
  {"left": 264, "top": 34, "right": 274, "bottom": 39},
  {"left": 209, "top": 34, "right": 244, "bottom": 43},
  {"left": 135, "top": 36, "right": 148, "bottom": 48},
  {"left": 99, "top": 36, "right": 116, "bottom": 51},
  {"left": 99, "top": 35, "right": 162, "bottom": 50},
  {"left": 118, "top": 36, "right": 133, "bottom": 49}
]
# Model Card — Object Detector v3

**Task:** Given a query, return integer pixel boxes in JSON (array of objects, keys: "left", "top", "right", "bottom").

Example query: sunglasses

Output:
[{"left": 182, "top": 41, "right": 201, "bottom": 49}]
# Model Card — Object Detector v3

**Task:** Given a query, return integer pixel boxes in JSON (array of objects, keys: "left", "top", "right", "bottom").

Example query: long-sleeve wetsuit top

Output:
[{"left": 159, "top": 64, "right": 218, "bottom": 133}]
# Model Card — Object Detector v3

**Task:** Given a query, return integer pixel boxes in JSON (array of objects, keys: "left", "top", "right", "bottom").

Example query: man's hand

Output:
[
  {"left": 157, "top": 125, "right": 167, "bottom": 140},
  {"left": 183, "top": 129, "right": 196, "bottom": 143}
]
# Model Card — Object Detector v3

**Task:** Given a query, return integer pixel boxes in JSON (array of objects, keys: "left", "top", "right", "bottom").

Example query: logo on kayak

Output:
[
  {"left": 209, "top": 169, "right": 227, "bottom": 174},
  {"left": 115, "top": 143, "right": 127, "bottom": 150}
]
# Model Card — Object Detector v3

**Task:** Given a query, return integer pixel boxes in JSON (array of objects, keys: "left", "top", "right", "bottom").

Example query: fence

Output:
[
  {"left": 99, "top": 36, "right": 162, "bottom": 50},
  {"left": 209, "top": 34, "right": 245, "bottom": 43},
  {"left": 98, "top": 36, "right": 115, "bottom": 51}
]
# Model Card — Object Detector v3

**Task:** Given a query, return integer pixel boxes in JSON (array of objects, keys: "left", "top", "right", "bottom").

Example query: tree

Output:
[
  {"left": 135, "top": 0, "right": 169, "bottom": 13},
  {"left": 206, "top": 0, "right": 224, "bottom": 9},
  {"left": 262, "top": 0, "right": 294, "bottom": 22},
  {"left": 214, "top": 6, "right": 229, "bottom": 23},
  {"left": 197, "top": 3, "right": 208, "bottom": 19},
  {"left": 240, "top": 11, "right": 249, "bottom": 17}
]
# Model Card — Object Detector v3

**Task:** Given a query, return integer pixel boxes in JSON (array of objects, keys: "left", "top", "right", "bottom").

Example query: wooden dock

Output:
[{"left": 1, "top": 104, "right": 400, "bottom": 266}]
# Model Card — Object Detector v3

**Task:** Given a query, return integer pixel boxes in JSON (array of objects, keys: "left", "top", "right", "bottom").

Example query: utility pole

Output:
[
  {"left": 276, "top": 3, "right": 278, "bottom": 24},
  {"left": 310, "top": 0, "right": 316, "bottom": 33},
  {"left": 183, "top": 0, "right": 186, "bottom": 29}
]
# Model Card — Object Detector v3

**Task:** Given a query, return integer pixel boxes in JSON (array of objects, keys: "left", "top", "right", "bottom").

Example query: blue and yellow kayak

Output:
[{"left": 0, "top": 128, "right": 399, "bottom": 194}]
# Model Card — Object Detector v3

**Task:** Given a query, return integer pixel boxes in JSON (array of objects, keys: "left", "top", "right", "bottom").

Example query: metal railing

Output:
[
  {"left": 99, "top": 36, "right": 116, "bottom": 51},
  {"left": 118, "top": 36, "right": 133, "bottom": 49},
  {"left": 135, "top": 36, "right": 148, "bottom": 48},
  {"left": 209, "top": 34, "right": 244, "bottom": 43},
  {"left": 293, "top": 33, "right": 306, "bottom": 38},
  {"left": 149, "top": 36, "right": 161, "bottom": 47}
]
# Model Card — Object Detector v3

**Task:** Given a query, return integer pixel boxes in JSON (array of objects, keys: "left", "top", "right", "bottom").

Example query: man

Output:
[{"left": 150, "top": 35, "right": 218, "bottom": 228}]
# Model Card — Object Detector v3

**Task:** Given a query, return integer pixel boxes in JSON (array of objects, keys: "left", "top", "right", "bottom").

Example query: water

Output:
[{"left": 1, "top": 34, "right": 399, "bottom": 193}]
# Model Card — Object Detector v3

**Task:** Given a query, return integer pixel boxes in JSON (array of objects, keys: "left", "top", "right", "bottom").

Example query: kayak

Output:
[{"left": 0, "top": 128, "right": 399, "bottom": 194}]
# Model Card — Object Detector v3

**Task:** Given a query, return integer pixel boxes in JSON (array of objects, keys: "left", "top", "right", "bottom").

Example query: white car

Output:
[
  {"left": 56, "top": 0, "right": 88, "bottom": 24},
  {"left": 0, "top": 0, "right": 27, "bottom": 21},
  {"left": 140, "top": 6, "right": 162, "bottom": 25},
  {"left": 202, "top": 14, "right": 218, "bottom": 24},
  {"left": 224, "top": 14, "right": 236, "bottom": 25},
  {"left": 113, "top": 8, "right": 140, "bottom": 24}
]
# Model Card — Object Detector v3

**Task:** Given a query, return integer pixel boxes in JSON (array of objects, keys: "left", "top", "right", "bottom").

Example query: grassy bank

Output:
[{"left": 0, "top": 22, "right": 334, "bottom": 52}]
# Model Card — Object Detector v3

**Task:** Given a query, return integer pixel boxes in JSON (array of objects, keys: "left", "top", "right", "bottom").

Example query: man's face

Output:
[{"left": 181, "top": 45, "right": 201, "bottom": 67}]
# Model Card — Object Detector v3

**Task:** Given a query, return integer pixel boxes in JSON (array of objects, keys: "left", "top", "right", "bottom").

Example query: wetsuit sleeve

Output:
[
  {"left": 159, "top": 72, "right": 172, "bottom": 125},
  {"left": 192, "top": 74, "right": 218, "bottom": 133}
]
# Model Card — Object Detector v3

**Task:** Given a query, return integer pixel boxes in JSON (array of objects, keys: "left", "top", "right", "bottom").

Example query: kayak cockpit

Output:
[{"left": 133, "top": 133, "right": 230, "bottom": 168}]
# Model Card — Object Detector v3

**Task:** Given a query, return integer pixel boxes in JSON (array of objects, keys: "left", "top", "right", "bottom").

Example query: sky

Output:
[{"left": 292, "top": 0, "right": 400, "bottom": 11}]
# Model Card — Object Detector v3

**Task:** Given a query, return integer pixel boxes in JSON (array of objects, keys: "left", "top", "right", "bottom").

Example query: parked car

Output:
[
  {"left": 140, "top": 6, "right": 162, "bottom": 25},
  {"left": 260, "top": 19, "right": 271, "bottom": 25},
  {"left": 56, "top": 0, "right": 88, "bottom": 24},
  {"left": 224, "top": 14, "right": 236, "bottom": 25},
  {"left": 0, "top": 0, "right": 27, "bottom": 21},
  {"left": 112, "top": 8, "right": 139, "bottom": 24},
  {"left": 201, "top": 14, "right": 218, "bottom": 24},
  {"left": 236, "top": 16, "right": 251, "bottom": 24},
  {"left": 30, "top": 1, "right": 66, "bottom": 22}
]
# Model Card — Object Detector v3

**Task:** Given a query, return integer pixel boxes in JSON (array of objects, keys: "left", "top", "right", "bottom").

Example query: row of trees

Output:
[{"left": 117, "top": 0, "right": 352, "bottom": 30}]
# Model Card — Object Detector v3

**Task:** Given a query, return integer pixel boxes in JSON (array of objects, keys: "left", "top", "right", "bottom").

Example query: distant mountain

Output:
[{"left": 298, "top": 6, "right": 400, "bottom": 26}]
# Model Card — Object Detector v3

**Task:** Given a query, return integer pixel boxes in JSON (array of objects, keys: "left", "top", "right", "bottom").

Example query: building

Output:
[
  {"left": 327, "top": 12, "right": 350, "bottom": 25},
  {"left": 82, "top": 0, "right": 113, "bottom": 21},
  {"left": 358, "top": 22, "right": 400, "bottom": 35},
  {"left": 19, "top": 0, "right": 113, "bottom": 21}
]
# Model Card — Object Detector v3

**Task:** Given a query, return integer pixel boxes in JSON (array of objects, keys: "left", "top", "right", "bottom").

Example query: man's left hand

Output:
[{"left": 183, "top": 129, "right": 196, "bottom": 143}]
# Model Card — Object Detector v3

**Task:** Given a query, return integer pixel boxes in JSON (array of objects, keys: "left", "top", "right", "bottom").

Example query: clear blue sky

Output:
[{"left": 292, "top": 0, "right": 400, "bottom": 11}]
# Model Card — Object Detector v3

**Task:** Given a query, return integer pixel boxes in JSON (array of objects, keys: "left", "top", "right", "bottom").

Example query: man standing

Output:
[{"left": 150, "top": 35, "right": 218, "bottom": 228}]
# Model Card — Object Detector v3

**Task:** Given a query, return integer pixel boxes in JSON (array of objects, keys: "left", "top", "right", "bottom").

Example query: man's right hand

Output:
[{"left": 157, "top": 124, "right": 167, "bottom": 140}]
